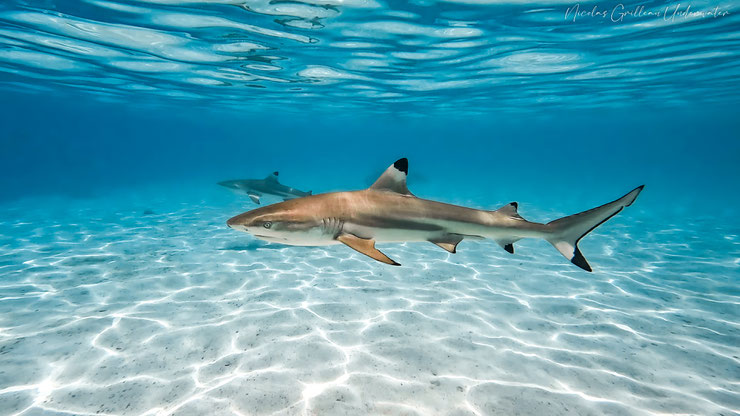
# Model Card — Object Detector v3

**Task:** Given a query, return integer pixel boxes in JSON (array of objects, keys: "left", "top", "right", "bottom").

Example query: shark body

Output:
[
  {"left": 227, "top": 158, "right": 643, "bottom": 271},
  {"left": 218, "top": 171, "right": 311, "bottom": 204}
]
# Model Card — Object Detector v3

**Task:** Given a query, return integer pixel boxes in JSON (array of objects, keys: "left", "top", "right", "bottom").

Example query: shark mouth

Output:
[{"left": 253, "top": 235, "right": 288, "bottom": 242}]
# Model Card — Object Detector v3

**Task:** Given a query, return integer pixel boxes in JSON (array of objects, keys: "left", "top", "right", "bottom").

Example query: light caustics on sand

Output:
[{"left": 0, "top": 193, "right": 738, "bottom": 415}]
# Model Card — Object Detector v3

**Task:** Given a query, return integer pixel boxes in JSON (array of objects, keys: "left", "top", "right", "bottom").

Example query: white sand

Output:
[{"left": 0, "top": 193, "right": 737, "bottom": 415}]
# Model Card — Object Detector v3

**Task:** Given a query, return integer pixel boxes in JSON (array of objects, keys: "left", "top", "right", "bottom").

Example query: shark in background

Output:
[
  {"left": 226, "top": 158, "right": 643, "bottom": 271},
  {"left": 218, "top": 171, "right": 311, "bottom": 204}
]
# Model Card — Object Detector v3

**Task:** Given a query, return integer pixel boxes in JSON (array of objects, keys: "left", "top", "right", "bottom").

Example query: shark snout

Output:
[
  {"left": 226, "top": 216, "right": 240, "bottom": 229},
  {"left": 227, "top": 212, "right": 253, "bottom": 231}
]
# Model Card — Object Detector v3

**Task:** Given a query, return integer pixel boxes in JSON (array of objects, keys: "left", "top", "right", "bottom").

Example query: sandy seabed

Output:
[{"left": 0, "top": 192, "right": 738, "bottom": 416}]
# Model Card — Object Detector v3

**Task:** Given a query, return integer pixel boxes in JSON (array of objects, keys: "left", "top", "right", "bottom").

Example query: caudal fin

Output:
[{"left": 546, "top": 186, "right": 644, "bottom": 272}]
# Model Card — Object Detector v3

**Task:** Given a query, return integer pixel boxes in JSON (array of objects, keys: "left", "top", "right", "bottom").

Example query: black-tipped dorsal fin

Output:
[
  {"left": 265, "top": 171, "right": 279, "bottom": 182},
  {"left": 369, "top": 158, "right": 413, "bottom": 196},
  {"left": 494, "top": 202, "right": 522, "bottom": 219}
]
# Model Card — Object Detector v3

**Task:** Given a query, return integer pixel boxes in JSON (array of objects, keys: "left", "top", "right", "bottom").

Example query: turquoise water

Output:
[{"left": 1, "top": 0, "right": 739, "bottom": 415}]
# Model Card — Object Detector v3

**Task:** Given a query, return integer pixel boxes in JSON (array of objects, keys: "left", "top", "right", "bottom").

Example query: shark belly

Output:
[
  {"left": 342, "top": 218, "right": 481, "bottom": 243},
  {"left": 279, "top": 226, "right": 339, "bottom": 246}
]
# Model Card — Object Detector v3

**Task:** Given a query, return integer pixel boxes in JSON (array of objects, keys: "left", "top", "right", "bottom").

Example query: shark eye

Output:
[{"left": 263, "top": 221, "right": 272, "bottom": 229}]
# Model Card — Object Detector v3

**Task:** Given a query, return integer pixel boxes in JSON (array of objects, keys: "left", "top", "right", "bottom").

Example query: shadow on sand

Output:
[{"left": 219, "top": 241, "right": 287, "bottom": 251}]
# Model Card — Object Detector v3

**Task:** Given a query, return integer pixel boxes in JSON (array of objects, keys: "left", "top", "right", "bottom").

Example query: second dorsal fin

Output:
[
  {"left": 369, "top": 158, "right": 413, "bottom": 196},
  {"left": 495, "top": 202, "right": 522, "bottom": 219}
]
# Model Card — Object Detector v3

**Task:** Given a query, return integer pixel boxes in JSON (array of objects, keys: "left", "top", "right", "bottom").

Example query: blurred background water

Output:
[
  {"left": 1, "top": 0, "right": 739, "bottom": 212},
  {"left": 0, "top": 0, "right": 739, "bottom": 415}
]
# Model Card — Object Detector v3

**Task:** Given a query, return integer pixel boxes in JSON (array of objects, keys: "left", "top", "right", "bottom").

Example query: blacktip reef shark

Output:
[
  {"left": 218, "top": 171, "right": 311, "bottom": 204},
  {"left": 226, "top": 158, "right": 643, "bottom": 271}
]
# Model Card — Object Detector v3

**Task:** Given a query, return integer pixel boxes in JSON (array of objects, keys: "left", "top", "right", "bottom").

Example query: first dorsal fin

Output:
[
  {"left": 265, "top": 171, "right": 279, "bottom": 182},
  {"left": 369, "top": 158, "right": 413, "bottom": 196}
]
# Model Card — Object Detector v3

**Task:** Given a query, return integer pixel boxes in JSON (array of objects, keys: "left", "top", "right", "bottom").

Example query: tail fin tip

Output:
[
  {"left": 571, "top": 248, "right": 592, "bottom": 272},
  {"left": 625, "top": 185, "right": 645, "bottom": 207}
]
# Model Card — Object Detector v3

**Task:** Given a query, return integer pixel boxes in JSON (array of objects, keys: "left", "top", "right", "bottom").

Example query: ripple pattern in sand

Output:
[{"left": 0, "top": 195, "right": 738, "bottom": 415}]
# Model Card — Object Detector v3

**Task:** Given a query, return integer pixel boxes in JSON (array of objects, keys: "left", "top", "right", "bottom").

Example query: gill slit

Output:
[{"left": 322, "top": 217, "right": 344, "bottom": 238}]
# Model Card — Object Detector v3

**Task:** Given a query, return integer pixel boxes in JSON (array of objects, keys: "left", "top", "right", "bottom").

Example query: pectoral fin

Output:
[
  {"left": 337, "top": 234, "right": 400, "bottom": 266},
  {"left": 429, "top": 234, "right": 464, "bottom": 253},
  {"left": 248, "top": 193, "right": 261, "bottom": 204}
]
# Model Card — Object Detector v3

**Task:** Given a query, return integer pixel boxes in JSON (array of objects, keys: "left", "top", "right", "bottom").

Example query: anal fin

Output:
[
  {"left": 495, "top": 239, "right": 517, "bottom": 254},
  {"left": 337, "top": 234, "right": 400, "bottom": 266},
  {"left": 429, "top": 234, "right": 464, "bottom": 253}
]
